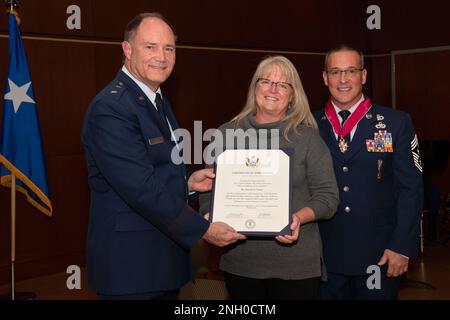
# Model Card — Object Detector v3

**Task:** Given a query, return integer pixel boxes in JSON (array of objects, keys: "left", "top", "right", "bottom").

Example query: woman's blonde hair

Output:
[{"left": 231, "top": 55, "right": 317, "bottom": 140}]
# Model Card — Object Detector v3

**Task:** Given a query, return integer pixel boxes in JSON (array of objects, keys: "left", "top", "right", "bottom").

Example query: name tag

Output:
[{"left": 148, "top": 136, "right": 164, "bottom": 145}]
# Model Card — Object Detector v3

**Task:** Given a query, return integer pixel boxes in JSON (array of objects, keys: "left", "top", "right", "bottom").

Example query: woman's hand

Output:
[{"left": 275, "top": 207, "right": 316, "bottom": 245}]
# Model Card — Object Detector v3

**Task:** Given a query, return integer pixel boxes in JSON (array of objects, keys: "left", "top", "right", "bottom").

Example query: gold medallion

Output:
[{"left": 338, "top": 138, "right": 349, "bottom": 153}]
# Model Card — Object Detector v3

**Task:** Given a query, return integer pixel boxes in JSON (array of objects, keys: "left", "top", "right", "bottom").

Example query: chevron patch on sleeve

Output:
[{"left": 411, "top": 134, "right": 423, "bottom": 172}]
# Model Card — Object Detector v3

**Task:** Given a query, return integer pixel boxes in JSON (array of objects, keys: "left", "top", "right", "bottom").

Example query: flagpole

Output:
[
  {"left": 11, "top": 174, "right": 16, "bottom": 300},
  {"left": 1, "top": 174, "right": 38, "bottom": 301},
  {"left": 7, "top": 4, "right": 19, "bottom": 299},
  {"left": 1, "top": 1, "right": 47, "bottom": 300}
]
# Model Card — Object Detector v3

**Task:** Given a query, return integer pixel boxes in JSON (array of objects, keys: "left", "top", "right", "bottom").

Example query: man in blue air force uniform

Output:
[
  {"left": 314, "top": 45, "right": 423, "bottom": 299},
  {"left": 81, "top": 13, "right": 244, "bottom": 300}
]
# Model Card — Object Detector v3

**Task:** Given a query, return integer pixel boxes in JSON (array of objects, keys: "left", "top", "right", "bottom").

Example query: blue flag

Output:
[{"left": 0, "top": 12, "right": 52, "bottom": 217}]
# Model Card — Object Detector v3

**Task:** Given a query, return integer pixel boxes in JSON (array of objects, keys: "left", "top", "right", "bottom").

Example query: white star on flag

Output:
[{"left": 4, "top": 78, "right": 35, "bottom": 113}]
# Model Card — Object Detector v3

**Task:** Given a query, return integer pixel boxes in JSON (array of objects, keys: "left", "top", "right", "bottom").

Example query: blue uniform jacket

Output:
[
  {"left": 81, "top": 70, "right": 209, "bottom": 295},
  {"left": 314, "top": 103, "right": 423, "bottom": 275}
]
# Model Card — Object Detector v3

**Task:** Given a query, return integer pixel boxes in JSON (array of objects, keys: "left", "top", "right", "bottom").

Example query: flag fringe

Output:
[{"left": 0, "top": 154, "right": 52, "bottom": 217}]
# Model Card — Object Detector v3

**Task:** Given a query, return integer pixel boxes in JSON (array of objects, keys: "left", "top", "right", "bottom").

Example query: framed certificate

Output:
[{"left": 210, "top": 149, "right": 293, "bottom": 237}]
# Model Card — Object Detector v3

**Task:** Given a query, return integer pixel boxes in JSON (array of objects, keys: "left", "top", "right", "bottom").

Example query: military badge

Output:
[
  {"left": 366, "top": 130, "right": 393, "bottom": 152},
  {"left": 375, "top": 122, "right": 386, "bottom": 129}
]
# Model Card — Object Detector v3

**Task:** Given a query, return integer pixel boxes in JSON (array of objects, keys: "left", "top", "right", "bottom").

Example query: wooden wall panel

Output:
[
  {"left": 370, "top": 0, "right": 450, "bottom": 52},
  {"left": 390, "top": 50, "right": 449, "bottom": 219},
  {"left": 44, "top": 154, "right": 90, "bottom": 254},
  {"left": 395, "top": 50, "right": 450, "bottom": 140},
  {"left": 24, "top": 41, "right": 97, "bottom": 155},
  {"left": 91, "top": 0, "right": 173, "bottom": 41},
  {"left": 0, "top": 0, "right": 94, "bottom": 37},
  {"left": 1, "top": 1, "right": 448, "bottom": 53},
  {"left": 93, "top": 44, "right": 124, "bottom": 91},
  {"left": 166, "top": 0, "right": 370, "bottom": 52},
  {"left": 2, "top": 0, "right": 367, "bottom": 50},
  {"left": 369, "top": 55, "right": 392, "bottom": 107}
]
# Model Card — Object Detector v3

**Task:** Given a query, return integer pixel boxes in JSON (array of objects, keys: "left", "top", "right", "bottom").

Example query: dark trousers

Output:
[
  {"left": 320, "top": 271, "right": 401, "bottom": 300},
  {"left": 97, "top": 289, "right": 179, "bottom": 300},
  {"left": 224, "top": 272, "right": 321, "bottom": 300}
]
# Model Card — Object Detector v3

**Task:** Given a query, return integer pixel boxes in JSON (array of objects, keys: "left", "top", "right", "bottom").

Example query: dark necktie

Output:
[
  {"left": 338, "top": 110, "right": 351, "bottom": 143},
  {"left": 155, "top": 93, "right": 169, "bottom": 130}
]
